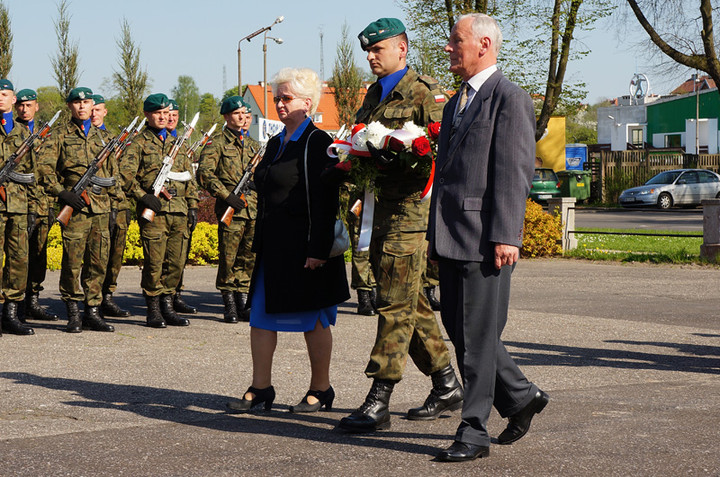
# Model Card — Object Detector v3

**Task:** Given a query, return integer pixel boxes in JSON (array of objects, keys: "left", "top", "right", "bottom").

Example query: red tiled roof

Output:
[{"left": 671, "top": 75, "right": 716, "bottom": 95}]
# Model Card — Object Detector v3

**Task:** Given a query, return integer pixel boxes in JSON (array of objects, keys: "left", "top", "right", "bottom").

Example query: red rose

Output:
[
  {"left": 412, "top": 136, "right": 431, "bottom": 157},
  {"left": 427, "top": 122, "right": 441, "bottom": 140}
]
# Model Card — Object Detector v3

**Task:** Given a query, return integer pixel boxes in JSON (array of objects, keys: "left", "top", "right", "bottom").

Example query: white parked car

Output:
[{"left": 619, "top": 169, "right": 720, "bottom": 209}]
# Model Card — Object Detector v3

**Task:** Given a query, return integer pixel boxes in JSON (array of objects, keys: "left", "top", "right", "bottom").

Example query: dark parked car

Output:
[
  {"left": 619, "top": 168, "right": 720, "bottom": 209},
  {"left": 529, "top": 168, "right": 561, "bottom": 203}
]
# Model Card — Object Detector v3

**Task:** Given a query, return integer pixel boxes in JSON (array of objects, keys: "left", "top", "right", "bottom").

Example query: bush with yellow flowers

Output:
[{"left": 521, "top": 199, "right": 563, "bottom": 258}]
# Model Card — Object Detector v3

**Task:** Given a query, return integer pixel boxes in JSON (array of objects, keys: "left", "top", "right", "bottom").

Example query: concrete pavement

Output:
[{"left": 1, "top": 260, "right": 719, "bottom": 476}]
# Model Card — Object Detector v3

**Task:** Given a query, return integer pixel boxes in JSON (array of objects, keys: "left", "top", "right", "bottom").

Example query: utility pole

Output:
[{"left": 319, "top": 27, "right": 324, "bottom": 81}]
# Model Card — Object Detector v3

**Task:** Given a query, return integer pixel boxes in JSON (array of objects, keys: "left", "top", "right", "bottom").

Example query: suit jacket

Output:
[{"left": 427, "top": 70, "right": 535, "bottom": 263}]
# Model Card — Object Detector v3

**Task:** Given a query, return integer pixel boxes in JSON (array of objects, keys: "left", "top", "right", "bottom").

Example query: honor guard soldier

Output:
[
  {"left": 339, "top": 19, "right": 462, "bottom": 432},
  {"left": 197, "top": 96, "right": 259, "bottom": 323},
  {"left": 119, "top": 93, "right": 199, "bottom": 328},
  {"left": 0, "top": 80, "right": 39, "bottom": 335},
  {"left": 88, "top": 94, "right": 132, "bottom": 319},
  {"left": 36, "top": 86, "right": 120, "bottom": 333},
  {"left": 166, "top": 98, "right": 197, "bottom": 315},
  {"left": 14, "top": 88, "right": 59, "bottom": 323}
]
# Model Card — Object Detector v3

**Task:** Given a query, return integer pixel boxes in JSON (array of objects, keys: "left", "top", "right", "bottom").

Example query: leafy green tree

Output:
[
  {"left": 197, "top": 92, "right": 221, "bottom": 135},
  {"left": 329, "top": 22, "right": 364, "bottom": 129},
  {"left": 0, "top": 1, "right": 12, "bottom": 78},
  {"left": 36, "top": 86, "right": 64, "bottom": 123},
  {"left": 171, "top": 75, "right": 201, "bottom": 124},
  {"left": 50, "top": 0, "right": 80, "bottom": 99},
  {"left": 112, "top": 18, "right": 149, "bottom": 120}
]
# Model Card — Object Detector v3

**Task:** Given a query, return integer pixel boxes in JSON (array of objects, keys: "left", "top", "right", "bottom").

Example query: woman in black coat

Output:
[{"left": 227, "top": 67, "right": 349, "bottom": 414}]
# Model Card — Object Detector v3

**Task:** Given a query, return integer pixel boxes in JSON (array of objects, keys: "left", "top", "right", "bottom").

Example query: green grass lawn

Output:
[{"left": 565, "top": 227, "right": 707, "bottom": 264}]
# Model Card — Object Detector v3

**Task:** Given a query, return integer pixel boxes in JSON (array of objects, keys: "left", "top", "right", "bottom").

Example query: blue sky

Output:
[{"left": 4, "top": 0, "right": 688, "bottom": 104}]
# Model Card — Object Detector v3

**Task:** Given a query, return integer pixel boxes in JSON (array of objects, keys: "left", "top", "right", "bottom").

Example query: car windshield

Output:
[
  {"left": 534, "top": 169, "right": 557, "bottom": 181},
  {"left": 646, "top": 171, "right": 682, "bottom": 185}
]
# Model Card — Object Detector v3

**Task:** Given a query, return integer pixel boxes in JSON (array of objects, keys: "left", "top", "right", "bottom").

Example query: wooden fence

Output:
[{"left": 588, "top": 151, "right": 720, "bottom": 203}]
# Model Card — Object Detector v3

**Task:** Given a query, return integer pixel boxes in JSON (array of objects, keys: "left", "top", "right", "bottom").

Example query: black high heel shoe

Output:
[
  {"left": 289, "top": 386, "right": 335, "bottom": 413},
  {"left": 227, "top": 386, "right": 275, "bottom": 412}
]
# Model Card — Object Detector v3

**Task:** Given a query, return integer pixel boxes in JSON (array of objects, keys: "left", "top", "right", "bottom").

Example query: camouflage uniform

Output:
[
  {"left": 119, "top": 127, "right": 198, "bottom": 296},
  {"left": 36, "top": 120, "right": 121, "bottom": 307},
  {"left": 0, "top": 121, "right": 38, "bottom": 303},
  {"left": 355, "top": 68, "right": 451, "bottom": 381},
  {"left": 27, "top": 185, "right": 55, "bottom": 297},
  {"left": 196, "top": 129, "right": 258, "bottom": 293}
]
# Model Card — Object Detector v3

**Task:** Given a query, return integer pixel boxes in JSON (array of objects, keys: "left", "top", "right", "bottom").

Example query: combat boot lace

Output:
[
  {"left": 26, "top": 292, "right": 59, "bottom": 321},
  {"left": 161, "top": 295, "right": 189, "bottom": 326},
  {"left": 145, "top": 294, "right": 166, "bottom": 328},
  {"left": 65, "top": 301, "right": 82, "bottom": 333},
  {"left": 222, "top": 291, "right": 239, "bottom": 323},
  {"left": 407, "top": 365, "right": 463, "bottom": 420},
  {"left": 339, "top": 379, "right": 395, "bottom": 432},
  {"left": 356, "top": 289, "right": 376, "bottom": 316}
]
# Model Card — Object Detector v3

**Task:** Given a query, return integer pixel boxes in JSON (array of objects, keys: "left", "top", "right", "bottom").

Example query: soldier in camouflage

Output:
[
  {"left": 339, "top": 19, "right": 463, "bottom": 433},
  {"left": 166, "top": 98, "right": 198, "bottom": 315},
  {"left": 37, "top": 86, "right": 120, "bottom": 333},
  {"left": 14, "top": 88, "right": 59, "bottom": 323},
  {"left": 197, "top": 96, "right": 259, "bottom": 323},
  {"left": 118, "top": 93, "right": 199, "bottom": 328},
  {"left": 0, "top": 80, "right": 38, "bottom": 336}
]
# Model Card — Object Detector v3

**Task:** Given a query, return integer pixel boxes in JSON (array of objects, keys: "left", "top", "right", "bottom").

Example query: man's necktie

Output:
[{"left": 451, "top": 82, "right": 469, "bottom": 136}]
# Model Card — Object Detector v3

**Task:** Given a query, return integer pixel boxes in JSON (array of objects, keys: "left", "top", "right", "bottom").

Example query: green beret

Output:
[
  {"left": 358, "top": 18, "right": 406, "bottom": 50},
  {"left": 168, "top": 99, "right": 179, "bottom": 111},
  {"left": 220, "top": 95, "right": 251, "bottom": 115},
  {"left": 66, "top": 87, "right": 93, "bottom": 102},
  {"left": 16, "top": 89, "right": 37, "bottom": 102},
  {"left": 0, "top": 79, "right": 14, "bottom": 91},
  {"left": 91, "top": 94, "right": 105, "bottom": 105},
  {"left": 144, "top": 93, "right": 170, "bottom": 112}
]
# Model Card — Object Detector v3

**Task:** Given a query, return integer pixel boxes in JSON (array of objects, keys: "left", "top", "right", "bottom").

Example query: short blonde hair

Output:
[{"left": 271, "top": 67, "right": 322, "bottom": 115}]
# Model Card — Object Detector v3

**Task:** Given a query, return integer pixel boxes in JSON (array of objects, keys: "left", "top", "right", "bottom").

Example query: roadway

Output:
[{"left": 574, "top": 207, "right": 703, "bottom": 232}]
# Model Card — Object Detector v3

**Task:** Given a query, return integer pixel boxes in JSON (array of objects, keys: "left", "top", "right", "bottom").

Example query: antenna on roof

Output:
[{"left": 319, "top": 26, "right": 325, "bottom": 81}]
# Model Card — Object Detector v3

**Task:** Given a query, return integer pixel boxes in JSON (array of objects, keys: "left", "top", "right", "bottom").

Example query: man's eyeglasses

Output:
[{"left": 272, "top": 94, "right": 297, "bottom": 104}]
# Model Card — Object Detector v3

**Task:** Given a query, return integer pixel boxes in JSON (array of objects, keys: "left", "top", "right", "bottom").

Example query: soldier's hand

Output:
[
  {"left": 139, "top": 193, "right": 162, "bottom": 213},
  {"left": 58, "top": 190, "right": 88, "bottom": 211},
  {"left": 27, "top": 212, "right": 38, "bottom": 236},
  {"left": 366, "top": 141, "right": 399, "bottom": 169},
  {"left": 187, "top": 208, "right": 198, "bottom": 232},
  {"left": 224, "top": 193, "right": 247, "bottom": 211},
  {"left": 109, "top": 208, "right": 118, "bottom": 236}
]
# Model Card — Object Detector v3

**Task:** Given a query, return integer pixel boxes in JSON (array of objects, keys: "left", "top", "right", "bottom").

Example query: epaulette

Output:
[{"left": 418, "top": 75, "right": 440, "bottom": 87}]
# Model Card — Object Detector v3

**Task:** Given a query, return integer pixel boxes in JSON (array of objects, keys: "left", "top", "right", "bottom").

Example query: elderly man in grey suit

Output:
[{"left": 427, "top": 13, "right": 549, "bottom": 462}]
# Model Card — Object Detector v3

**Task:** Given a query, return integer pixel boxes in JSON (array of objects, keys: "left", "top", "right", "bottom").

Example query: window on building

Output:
[
  {"left": 664, "top": 134, "right": 681, "bottom": 148},
  {"left": 630, "top": 128, "right": 643, "bottom": 147}
]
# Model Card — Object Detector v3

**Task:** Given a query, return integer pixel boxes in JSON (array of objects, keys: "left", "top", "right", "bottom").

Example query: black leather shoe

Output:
[
  {"left": 101, "top": 293, "right": 131, "bottom": 317},
  {"left": 424, "top": 286, "right": 441, "bottom": 311},
  {"left": 498, "top": 390, "right": 550, "bottom": 445},
  {"left": 356, "top": 289, "right": 376, "bottom": 316},
  {"left": 65, "top": 301, "right": 82, "bottom": 333},
  {"left": 2, "top": 301, "right": 35, "bottom": 335},
  {"left": 173, "top": 292, "right": 197, "bottom": 314},
  {"left": 161, "top": 295, "right": 190, "bottom": 326},
  {"left": 339, "top": 379, "right": 394, "bottom": 432},
  {"left": 289, "top": 386, "right": 335, "bottom": 413},
  {"left": 222, "top": 291, "right": 239, "bottom": 323},
  {"left": 145, "top": 294, "right": 166, "bottom": 328},
  {"left": 227, "top": 386, "right": 275, "bottom": 413},
  {"left": 82, "top": 305, "right": 115, "bottom": 332},
  {"left": 407, "top": 365, "right": 463, "bottom": 420},
  {"left": 26, "top": 293, "right": 59, "bottom": 321},
  {"left": 436, "top": 441, "right": 489, "bottom": 462}
]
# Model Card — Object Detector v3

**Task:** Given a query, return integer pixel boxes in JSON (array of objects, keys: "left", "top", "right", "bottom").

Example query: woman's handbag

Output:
[{"left": 303, "top": 130, "right": 350, "bottom": 258}]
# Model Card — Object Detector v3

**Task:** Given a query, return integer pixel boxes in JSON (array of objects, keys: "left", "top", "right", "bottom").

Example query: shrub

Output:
[{"left": 521, "top": 199, "right": 563, "bottom": 258}]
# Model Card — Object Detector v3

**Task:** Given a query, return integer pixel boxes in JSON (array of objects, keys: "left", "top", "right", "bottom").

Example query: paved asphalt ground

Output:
[{"left": 1, "top": 260, "right": 719, "bottom": 476}]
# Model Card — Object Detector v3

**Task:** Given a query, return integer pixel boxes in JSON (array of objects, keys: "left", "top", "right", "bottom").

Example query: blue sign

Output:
[{"left": 565, "top": 143, "right": 587, "bottom": 171}]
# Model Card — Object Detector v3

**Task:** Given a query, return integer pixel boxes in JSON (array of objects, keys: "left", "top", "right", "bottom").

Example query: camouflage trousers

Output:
[
  {"left": 0, "top": 212, "right": 29, "bottom": 302},
  {"left": 60, "top": 211, "right": 110, "bottom": 306},
  {"left": 365, "top": 230, "right": 451, "bottom": 381},
  {"left": 103, "top": 209, "right": 130, "bottom": 294},
  {"left": 216, "top": 217, "right": 256, "bottom": 292},
  {"left": 27, "top": 215, "right": 50, "bottom": 295},
  {"left": 348, "top": 210, "right": 375, "bottom": 291},
  {"left": 140, "top": 212, "right": 188, "bottom": 296},
  {"left": 422, "top": 243, "right": 440, "bottom": 288}
]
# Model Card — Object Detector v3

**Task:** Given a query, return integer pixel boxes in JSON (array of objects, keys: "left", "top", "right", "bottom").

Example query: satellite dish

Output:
[{"left": 629, "top": 73, "right": 650, "bottom": 102}]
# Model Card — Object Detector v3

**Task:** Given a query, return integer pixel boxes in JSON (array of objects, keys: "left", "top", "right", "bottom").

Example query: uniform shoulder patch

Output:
[
  {"left": 418, "top": 74, "right": 439, "bottom": 86},
  {"left": 433, "top": 94, "right": 447, "bottom": 103}
]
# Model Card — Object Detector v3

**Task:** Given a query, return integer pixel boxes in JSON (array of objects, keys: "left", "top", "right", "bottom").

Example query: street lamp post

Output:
[
  {"left": 236, "top": 16, "right": 284, "bottom": 96},
  {"left": 263, "top": 33, "right": 284, "bottom": 121}
]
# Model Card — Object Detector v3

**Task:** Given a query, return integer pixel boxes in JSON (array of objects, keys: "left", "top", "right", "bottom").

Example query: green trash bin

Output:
[{"left": 557, "top": 170, "right": 591, "bottom": 201}]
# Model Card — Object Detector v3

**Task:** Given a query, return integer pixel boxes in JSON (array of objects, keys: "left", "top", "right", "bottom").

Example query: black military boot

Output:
[
  {"left": 145, "top": 294, "right": 166, "bottom": 328},
  {"left": 101, "top": 292, "right": 131, "bottom": 317},
  {"left": 406, "top": 365, "right": 463, "bottom": 420},
  {"left": 26, "top": 292, "right": 59, "bottom": 321},
  {"left": 339, "top": 379, "right": 395, "bottom": 432},
  {"left": 424, "top": 286, "right": 442, "bottom": 311},
  {"left": 234, "top": 291, "right": 248, "bottom": 312},
  {"left": 161, "top": 295, "right": 190, "bottom": 326},
  {"left": 222, "top": 291, "right": 239, "bottom": 324},
  {"left": 82, "top": 305, "right": 115, "bottom": 332},
  {"left": 356, "top": 289, "right": 376, "bottom": 316},
  {"left": 2, "top": 301, "right": 34, "bottom": 335},
  {"left": 173, "top": 291, "right": 197, "bottom": 314},
  {"left": 65, "top": 301, "right": 82, "bottom": 333}
]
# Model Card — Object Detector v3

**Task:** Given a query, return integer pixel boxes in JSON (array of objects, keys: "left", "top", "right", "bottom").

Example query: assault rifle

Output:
[
  {"left": 219, "top": 142, "right": 266, "bottom": 226},
  {"left": 0, "top": 110, "right": 61, "bottom": 202},
  {"left": 115, "top": 117, "right": 146, "bottom": 160},
  {"left": 56, "top": 116, "right": 139, "bottom": 226},
  {"left": 140, "top": 112, "right": 199, "bottom": 222},
  {"left": 187, "top": 123, "right": 217, "bottom": 163}
]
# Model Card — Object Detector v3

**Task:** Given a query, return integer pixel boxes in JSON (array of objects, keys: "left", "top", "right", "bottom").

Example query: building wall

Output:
[{"left": 646, "top": 89, "right": 719, "bottom": 139}]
